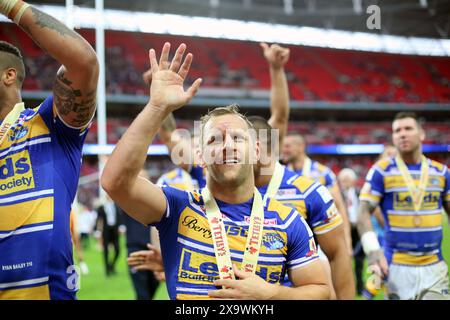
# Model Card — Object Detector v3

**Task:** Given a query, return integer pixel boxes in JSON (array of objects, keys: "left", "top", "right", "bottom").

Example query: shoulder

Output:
[
  {"left": 374, "top": 157, "right": 394, "bottom": 171},
  {"left": 313, "top": 161, "right": 331, "bottom": 173},
  {"left": 429, "top": 159, "right": 446, "bottom": 173},
  {"left": 289, "top": 175, "right": 317, "bottom": 193},
  {"left": 266, "top": 197, "right": 296, "bottom": 221}
]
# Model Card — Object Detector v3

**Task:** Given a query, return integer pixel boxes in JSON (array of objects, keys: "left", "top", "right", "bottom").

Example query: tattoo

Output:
[
  {"left": 54, "top": 70, "right": 96, "bottom": 126},
  {"left": 30, "top": 7, "right": 78, "bottom": 38},
  {"left": 356, "top": 201, "right": 377, "bottom": 237}
]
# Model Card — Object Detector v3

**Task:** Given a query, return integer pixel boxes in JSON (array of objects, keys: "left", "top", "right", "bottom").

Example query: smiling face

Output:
[
  {"left": 392, "top": 117, "right": 424, "bottom": 155},
  {"left": 199, "top": 113, "right": 259, "bottom": 188}
]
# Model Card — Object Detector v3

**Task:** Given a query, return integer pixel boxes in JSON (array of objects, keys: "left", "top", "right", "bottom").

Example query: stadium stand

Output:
[{"left": 2, "top": 23, "right": 450, "bottom": 103}]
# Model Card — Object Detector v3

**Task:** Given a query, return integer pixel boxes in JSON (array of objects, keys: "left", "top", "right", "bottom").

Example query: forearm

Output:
[
  {"left": 268, "top": 66, "right": 289, "bottom": 143},
  {"left": 329, "top": 251, "right": 355, "bottom": 299},
  {"left": 271, "top": 283, "right": 330, "bottom": 300},
  {"left": 102, "top": 104, "right": 168, "bottom": 193},
  {"left": 356, "top": 201, "right": 376, "bottom": 236},
  {"left": 13, "top": 3, "right": 96, "bottom": 70}
]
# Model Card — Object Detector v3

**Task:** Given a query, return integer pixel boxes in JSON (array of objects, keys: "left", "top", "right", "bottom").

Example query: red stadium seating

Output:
[{"left": 2, "top": 23, "right": 450, "bottom": 103}]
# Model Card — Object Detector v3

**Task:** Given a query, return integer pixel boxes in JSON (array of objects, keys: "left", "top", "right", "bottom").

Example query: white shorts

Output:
[{"left": 386, "top": 261, "right": 450, "bottom": 300}]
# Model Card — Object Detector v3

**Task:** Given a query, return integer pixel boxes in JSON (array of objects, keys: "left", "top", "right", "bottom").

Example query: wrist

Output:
[
  {"left": 360, "top": 231, "right": 381, "bottom": 255},
  {"left": 144, "top": 103, "right": 171, "bottom": 119},
  {"left": 1, "top": 0, "right": 29, "bottom": 24}
]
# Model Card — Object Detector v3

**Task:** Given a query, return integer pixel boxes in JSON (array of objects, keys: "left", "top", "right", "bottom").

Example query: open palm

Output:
[{"left": 148, "top": 42, "right": 202, "bottom": 112}]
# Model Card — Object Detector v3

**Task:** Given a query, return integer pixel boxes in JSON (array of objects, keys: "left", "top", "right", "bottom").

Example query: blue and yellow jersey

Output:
[
  {"left": 153, "top": 186, "right": 318, "bottom": 300},
  {"left": 258, "top": 166, "right": 342, "bottom": 235},
  {"left": 189, "top": 165, "right": 206, "bottom": 189},
  {"left": 0, "top": 95, "right": 88, "bottom": 300},
  {"left": 157, "top": 167, "right": 200, "bottom": 191},
  {"left": 290, "top": 159, "right": 337, "bottom": 188},
  {"left": 360, "top": 157, "right": 450, "bottom": 266}
]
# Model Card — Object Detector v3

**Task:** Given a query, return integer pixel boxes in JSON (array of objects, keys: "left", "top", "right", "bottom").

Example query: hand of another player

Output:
[
  {"left": 260, "top": 42, "right": 290, "bottom": 69},
  {"left": 208, "top": 264, "right": 276, "bottom": 300},
  {"left": 367, "top": 249, "right": 389, "bottom": 279},
  {"left": 127, "top": 243, "right": 164, "bottom": 272},
  {"left": 148, "top": 42, "right": 202, "bottom": 112}
]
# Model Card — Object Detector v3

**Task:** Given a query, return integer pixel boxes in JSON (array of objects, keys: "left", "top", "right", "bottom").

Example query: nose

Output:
[{"left": 222, "top": 133, "right": 236, "bottom": 152}]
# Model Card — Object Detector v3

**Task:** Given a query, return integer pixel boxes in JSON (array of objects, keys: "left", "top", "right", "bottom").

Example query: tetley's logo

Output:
[{"left": 0, "top": 152, "right": 34, "bottom": 194}]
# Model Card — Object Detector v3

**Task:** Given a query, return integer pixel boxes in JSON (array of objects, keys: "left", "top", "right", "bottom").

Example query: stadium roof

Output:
[{"left": 34, "top": 0, "right": 450, "bottom": 39}]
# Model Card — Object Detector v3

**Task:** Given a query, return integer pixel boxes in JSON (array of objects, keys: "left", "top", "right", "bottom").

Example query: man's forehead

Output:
[
  {"left": 393, "top": 117, "right": 417, "bottom": 129},
  {"left": 205, "top": 114, "right": 249, "bottom": 132}
]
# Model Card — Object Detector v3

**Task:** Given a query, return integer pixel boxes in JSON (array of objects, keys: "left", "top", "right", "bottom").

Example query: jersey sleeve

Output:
[
  {"left": 37, "top": 95, "right": 90, "bottom": 151},
  {"left": 151, "top": 186, "right": 190, "bottom": 237},
  {"left": 359, "top": 164, "right": 384, "bottom": 206},
  {"left": 306, "top": 184, "right": 343, "bottom": 235},
  {"left": 156, "top": 175, "right": 168, "bottom": 188},
  {"left": 324, "top": 169, "right": 337, "bottom": 188},
  {"left": 444, "top": 166, "right": 450, "bottom": 203},
  {"left": 189, "top": 165, "right": 206, "bottom": 189},
  {"left": 286, "top": 211, "right": 319, "bottom": 270},
  {"left": 36, "top": 95, "right": 88, "bottom": 198}
]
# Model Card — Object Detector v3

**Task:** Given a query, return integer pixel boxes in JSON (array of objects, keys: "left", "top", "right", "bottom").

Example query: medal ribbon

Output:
[
  {"left": 201, "top": 187, "right": 264, "bottom": 283},
  {"left": 0, "top": 102, "right": 25, "bottom": 146},
  {"left": 265, "top": 162, "right": 285, "bottom": 198},
  {"left": 396, "top": 155, "right": 429, "bottom": 212}
]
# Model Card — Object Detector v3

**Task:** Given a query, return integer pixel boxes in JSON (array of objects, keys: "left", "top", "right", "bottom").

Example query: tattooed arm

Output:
[
  {"left": 15, "top": 3, "right": 98, "bottom": 128},
  {"left": 357, "top": 200, "right": 389, "bottom": 277}
]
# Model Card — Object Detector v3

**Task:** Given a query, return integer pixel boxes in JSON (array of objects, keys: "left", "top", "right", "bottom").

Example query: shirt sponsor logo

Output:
[
  {"left": 0, "top": 152, "right": 34, "bottom": 194},
  {"left": 276, "top": 188, "right": 297, "bottom": 196},
  {"left": 178, "top": 248, "right": 283, "bottom": 285},
  {"left": 394, "top": 191, "right": 440, "bottom": 210}
]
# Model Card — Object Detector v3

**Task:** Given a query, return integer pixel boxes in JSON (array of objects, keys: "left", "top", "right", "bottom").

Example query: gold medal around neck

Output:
[
  {"left": 395, "top": 155, "right": 429, "bottom": 213},
  {"left": 413, "top": 215, "right": 422, "bottom": 227},
  {"left": 201, "top": 187, "right": 264, "bottom": 284}
]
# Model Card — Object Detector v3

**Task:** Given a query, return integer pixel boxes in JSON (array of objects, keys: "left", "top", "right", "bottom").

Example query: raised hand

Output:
[
  {"left": 148, "top": 42, "right": 202, "bottom": 112},
  {"left": 208, "top": 264, "right": 276, "bottom": 300},
  {"left": 260, "top": 42, "right": 290, "bottom": 69}
]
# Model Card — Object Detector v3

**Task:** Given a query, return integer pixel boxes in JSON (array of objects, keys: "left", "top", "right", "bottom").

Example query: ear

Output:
[
  {"left": 419, "top": 128, "right": 426, "bottom": 142},
  {"left": 2, "top": 68, "right": 18, "bottom": 86},
  {"left": 254, "top": 139, "right": 261, "bottom": 163},
  {"left": 198, "top": 149, "right": 207, "bottom": 169}
]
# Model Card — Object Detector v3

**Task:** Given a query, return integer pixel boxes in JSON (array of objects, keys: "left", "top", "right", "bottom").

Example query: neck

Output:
[
  {"left": 0, "top": 90, "right": 22, "bottom": 121},
  {"left": 292, "top": 153, "right": 306, "bottom": 171},
  {"left": 399, "top": 147, "right": 423, "bottom": 164},
  {"left": 254, "top": 158, "right": 276, "bottom": 187},
  {"left": 207, "top": 171, "right": 255, "bottom": 204}
]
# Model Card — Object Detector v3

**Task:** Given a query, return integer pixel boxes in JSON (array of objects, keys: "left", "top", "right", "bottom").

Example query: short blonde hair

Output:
[{"left": 199, "top": 104, "right": 254, "bottom": 147}]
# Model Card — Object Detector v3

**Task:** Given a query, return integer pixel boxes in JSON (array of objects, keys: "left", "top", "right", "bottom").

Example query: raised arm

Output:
[
  {"left": 261, "top": 43, "right": 290, "bottom": 145},
  {"left": 7, "top": 1, "right": 99, "bottom": 127},
  {"left": 101, "top": 43, "right": 202, "bottom": 225}
]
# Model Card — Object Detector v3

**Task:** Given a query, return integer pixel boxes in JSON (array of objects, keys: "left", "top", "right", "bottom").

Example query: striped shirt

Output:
[
  {"left": 0, "top": 95, "right": 88, "bottom": 299},
  {"left": 153, "top": 186, "right": 318, "bottom": 300},
  {"left": 360, "top": 156, "right": 450, "bottom": 266}
]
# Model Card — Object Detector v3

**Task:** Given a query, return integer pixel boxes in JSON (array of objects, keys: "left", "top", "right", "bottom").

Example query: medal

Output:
[
  {"left": 413, "top": 215, "right": 422, "bottom": 227},
  {"left": 396, "top": 155, "right": 429, "bottom": 213},
  {"left": 201, "top": 187, "right": 264, "bottom": 283}
]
